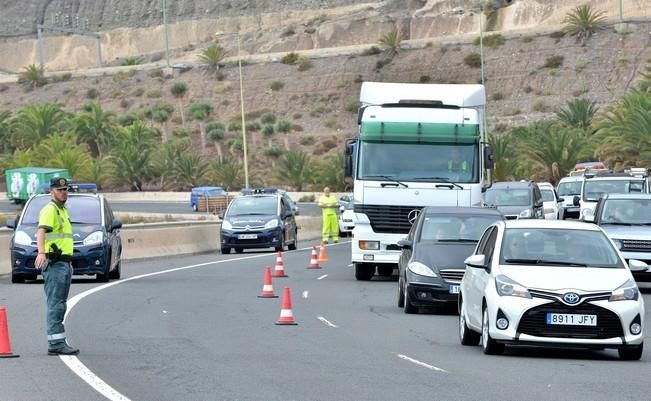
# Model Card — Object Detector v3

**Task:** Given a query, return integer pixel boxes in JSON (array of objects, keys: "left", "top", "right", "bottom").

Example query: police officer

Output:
[
  {"left": 318, "top": 187, "right": 340, "bottom": 244},
  {"left": 35, "top": 177, "right": 79, "bottom": 356},
  {"left": 447, "top": 147, "right": 468, "bottom": 174}
]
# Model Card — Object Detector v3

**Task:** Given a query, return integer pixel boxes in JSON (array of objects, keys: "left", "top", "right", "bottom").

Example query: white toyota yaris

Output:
[{"left": 458, "top": 220, "right": 645, "bottom": 360}]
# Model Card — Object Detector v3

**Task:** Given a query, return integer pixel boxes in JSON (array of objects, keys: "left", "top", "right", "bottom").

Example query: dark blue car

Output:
[{"left": 7, "top": 193, "right": 122, "bottom": 283}]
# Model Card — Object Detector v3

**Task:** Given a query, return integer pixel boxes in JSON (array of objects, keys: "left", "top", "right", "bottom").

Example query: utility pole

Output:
[
  {"left": 162, "top": 0, "right": 170, "bottom": 67},
  {"left": 237, "top": 33, "right": 249, "bottom": 189}
]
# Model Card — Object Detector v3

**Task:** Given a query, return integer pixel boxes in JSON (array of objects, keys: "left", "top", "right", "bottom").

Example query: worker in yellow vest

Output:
[
  {"left": 318, "top": 187, "right": 340, "bottom": 244},
  {"left": 34, "top": 177, "right": 79, "bottom": 356},
  {"left": 448, "top": 147, "right": 468, "bottom": 174}
]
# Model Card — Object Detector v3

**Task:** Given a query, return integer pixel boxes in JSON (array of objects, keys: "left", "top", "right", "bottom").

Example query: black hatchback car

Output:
[
  {"left": 7, "top": 193, "right": 123, "bottom": 283},
  {"left": 219, "top": 191, "right": 299, "bottom": 254},
  {"left": 397, "top": 207, "right": 504, "bottom": 313}
]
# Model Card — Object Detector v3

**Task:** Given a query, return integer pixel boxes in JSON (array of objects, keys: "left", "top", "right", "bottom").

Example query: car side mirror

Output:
[
  {"left": 557, "top": 197, "right": 565, "bottom": 203},
  {"left": 628, "top": 259, "right": 648, "bottom": 272},
  {"left": 111, "top": 219, "right": 122, "bottom": 230},
  {"left": 293, "top": 206, "right": 300, "bottom": 216},
  {"left": 465, "top": 254, "right": 487, "bottom": 269},
  {"left": 397, "top": 239, "right": 412, "bottom": 250},
  {"left": 218, "top": 211, "right": 224, "bottom": 220},
  {"left": 573, "top": 196, "right": 580, "bottom": 206},
  {"left": 6, "top": 219, "right": 15, "bottom": 229}
]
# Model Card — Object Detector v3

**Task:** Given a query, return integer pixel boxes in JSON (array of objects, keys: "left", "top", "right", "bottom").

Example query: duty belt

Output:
[{"left": 47, "top": 254, "right": 72, "bottom": 263}]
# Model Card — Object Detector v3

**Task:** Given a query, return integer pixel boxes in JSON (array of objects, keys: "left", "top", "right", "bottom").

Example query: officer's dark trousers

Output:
[{"left": 42, "top": 260, "right": 72, "bottom": 350}]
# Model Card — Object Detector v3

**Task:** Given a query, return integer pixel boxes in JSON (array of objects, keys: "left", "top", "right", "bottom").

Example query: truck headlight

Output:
[
  {"left": 83, "top": 231, "right": 104, "bottom": 246},
  {"left": 495, "top": 274, "right": 531, "bottom": 299},
  {"left": 519, "top": 209, "right": 532, "bottom": 218},
  {"left": 407, "top": 261, "right": 437, "bottom": 277},
  {"left": 609, "top": 279, "right": 639, "bottom": 301},
  {"left": 14, "top": 230, "right": 32, "bottom": 246},
  {"left": 264, "top": 219, "right": 279, "bottom": 229}
]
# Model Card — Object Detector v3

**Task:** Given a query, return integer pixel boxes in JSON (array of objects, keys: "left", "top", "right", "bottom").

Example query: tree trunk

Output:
[
  {"left": 178, "top": 99, "right": 186, "bottom": 128},
  {"left": 200, "top": 121, "right": 207, "bottom": 153},
  {"left": 215, "top": 142, "right": 223, "bottom": 160},
  {"left": 283, "top": 136, "right": 289, "bottom": 151}
]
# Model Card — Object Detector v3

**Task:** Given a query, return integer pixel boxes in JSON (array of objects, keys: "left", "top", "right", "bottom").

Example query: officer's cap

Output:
[{"left": 50, "top": 177, "right": 69, "bottom": 189}]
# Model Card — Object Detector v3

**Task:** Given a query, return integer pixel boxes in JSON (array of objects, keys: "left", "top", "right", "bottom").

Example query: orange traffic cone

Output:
[
  {"left": 258, "top": 266, "right": 278, "bottom": 298},
  {"left": 318, "top": 242, "right": 329, "bottom": 264},
  {"left": 0, "top": 307, "right": 19, "bottom": 358},
  {"left": 273, "top": 251, "right": 288, "bottom": 277},
  {"left": 275, "top": 287, "right": 298, "bottom": 325},
  {"left": 308, "top": 246, "right": 320, "bottom": 269}
]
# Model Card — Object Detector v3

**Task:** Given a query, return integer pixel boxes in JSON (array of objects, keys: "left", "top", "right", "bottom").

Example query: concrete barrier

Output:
[{"left": 0, "top": 216, "right": 323, "bottom": 277}]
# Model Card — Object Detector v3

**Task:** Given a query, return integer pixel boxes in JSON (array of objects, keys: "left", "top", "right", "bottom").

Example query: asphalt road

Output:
[
  {"left": 0, "top": 200, "right": 321, "bottom": 217},
  {"left": 1, "top": 241, "right": 650, "bottom": 401}
]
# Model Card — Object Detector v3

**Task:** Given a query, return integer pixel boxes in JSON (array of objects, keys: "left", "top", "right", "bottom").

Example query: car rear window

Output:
[{"left": 21, "top": 196, "right": 102, "bottom": 225}]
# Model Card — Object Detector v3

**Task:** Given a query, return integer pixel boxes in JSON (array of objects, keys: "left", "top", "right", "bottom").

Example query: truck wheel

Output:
[
  {"left": 354, "top": 263, "right": 374, "bottom": 281},
  {"left": 378, "top": 265, "right": 394, "bottom": 277}
]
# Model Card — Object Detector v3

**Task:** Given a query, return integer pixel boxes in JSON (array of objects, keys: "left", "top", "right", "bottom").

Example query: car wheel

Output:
[
  {"left": 96, "top": 269, "right": 110, "bottom": 283},
  {"left": 618, "top": 343, "right": 643, "bottom": 360},
  {"left": 481, "top": 306, "right": 504, "bottom": 355},
  {"left": 192, "top": 204, "right": 198, "bottom": 212},
  {"left": 11, "top": 273, "right": 24, "bottom": 284},
  {"left": 397, "top": 275, "right": 405, "bottom": 308},
  {"left": 109, "top": 259, "right": 121, "bottom": 280},
  {"left": 354, "top": 263, "right": 374, "bottom": 281},
  {"left": 235, "top": 248, "right": 244, "bottom": 254},
  {"left": 459, "top": 296, "right": 480, "bottom": 346},
  {"left": 275, "top": 237, "right": 284, "bottom": 252},
  {"left": 403, "top": 283, "right": 418, "bottom": 314},
  {"left": 288, "top": 230, "right": 297, "bottom": 251},
  {"left": 221, "top": 247, "right": 231, "bottom": 254}
]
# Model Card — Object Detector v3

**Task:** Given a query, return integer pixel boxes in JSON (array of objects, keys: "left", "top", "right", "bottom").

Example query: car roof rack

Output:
[{"left": 241, "top": 187, "right": 278, "bottom": 195}]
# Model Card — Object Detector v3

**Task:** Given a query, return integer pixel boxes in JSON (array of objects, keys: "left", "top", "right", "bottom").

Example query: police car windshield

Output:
[
  {"left": 20, "top": 196, "right": 102, "bottom": 225},
  {"left": 227, "top": 196, "right": 277, "bottom": 216}
]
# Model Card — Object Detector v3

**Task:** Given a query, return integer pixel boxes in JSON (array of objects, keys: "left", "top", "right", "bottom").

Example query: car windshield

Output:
[
  {"left": 20, "top": 196, "right": 102, "bottom": 225},
  {"left": 484, "top": 188, "right": 530, "bottom": 206},
  {"left": 557, "top": 181, "right": 582, "bottom": 196},
  {"left": 583, "top": 179, "right": 645, "bottom": 202},
  {"left": 600, "top": 199, "right": 651, "bottom": 225},
  {"left": 227, "top": 196, "right": 277, "bottom": 216},
  {"left": 540, "top": 189, "right": 555, "bottom": 202},
  {"left": 500, "top": 228, "right": 624, "bottom": 268},
  {"left": 419, "top": 215, "right": 501, "bottom": 241}
]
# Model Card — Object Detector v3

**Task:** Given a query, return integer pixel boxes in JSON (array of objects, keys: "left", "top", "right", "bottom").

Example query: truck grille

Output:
[
  {"left": 517, "top": 302, "right": 623, "bottom": 339},
  {"left": 622, "top": 239, "right": 651, "bottom": 251},
  {"left": 354, "top": 204, "right": 422, "bottom": 234}
]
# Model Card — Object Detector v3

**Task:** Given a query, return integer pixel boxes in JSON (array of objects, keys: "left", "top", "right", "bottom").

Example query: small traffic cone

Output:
[
  {"left": 258, "top": 266, "right": 278, "bottom": 298},
  {"left": 0, "top": 307, "right": 19, "bottom": 358},
  {"left": 307, "top": 246, "right": 320, "bottom": 269},
  {"left": 275, "top": 287, "right": 298, "bottom": 325},
  {"left": 273, "top": 251, "right": 288, "bottom": 277},
  {"left": 318, "top": 242, "right": 329, "bottom": 264}
]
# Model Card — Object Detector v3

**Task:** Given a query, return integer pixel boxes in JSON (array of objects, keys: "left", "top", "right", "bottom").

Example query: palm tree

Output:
[
  {"left": 151, "top": 138, "right": 192, "bottom": 189},
  {"left": 146, "top": 103, "right": 174, "bottom": 141},
  {"left": 72, "top": 102, "right": 116, "bottom": 157},
  {"left": 378, "top": 30, "right": 402, "bottom": 57},
  {"left": 0, "top": 110, "right": 12, "bottom": 153},
  {"left": 110, "top": 121, "right": 157, "bottom": 191},
  {"left": 10, "top": 103, "right": 69, "bottom": 149},
  {"left": 562, "top": 4, "right": 607, "bottom": 45},
  {"left": 314, "top": 151, "right": 345, "bottom": 191},
  {"left": 275, "top": 151, "right": 312, "bottom": 191},
  {"left": 170, "top": 82, "right": 188, "bottom": 128},
  {"left": 82, "top": 157, "right": 112, "bottom": 189},
  {"left": 555, "top": 98, "right": 598, "bottom": 130},
  {"left": 17, "top": 64, "right": 47, "bottom": 89},
  {"left": 488, "top": 133, "right": 520, "bottom": 181},
  {"left": 198, "top": 44, "right": 225, "bottom": 72},
  {"left": 189, "top": 102, "right": 213, "bottom": 152},
  {"left": 207, "top": 156, "right": 243, "bottom": 191},
  {"left": 170, "top": 153, "right": 209, "bottom": 190},
  {"left": 32, "top": 132, "right": 93, "bottom": 178}
]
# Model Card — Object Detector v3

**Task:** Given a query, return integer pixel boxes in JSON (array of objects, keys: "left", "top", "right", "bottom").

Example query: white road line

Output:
[
  {"left": 317, "top": 316, "right": 339, "bottom": 328},
  {"left": 396, "top": 354, "right": 448, "bottom": 373},
  {"left": 302, "top": 290, "right": 310, "bottom": 299},
  {"left": 317, "top": 274, "right": 328, "bottom": 280},
  {"left": 62, "top": 250, "right": 308, "bottom": 401}
]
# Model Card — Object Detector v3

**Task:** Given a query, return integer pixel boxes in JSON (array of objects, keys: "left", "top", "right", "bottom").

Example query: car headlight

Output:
[
  {"left": 612, "top": 239, "right": 623, "bottom": 250},
  {"left": 221, "top": 220, "right": 232, "bottom": 230},
  {"left": 519, "top": 209, "right": 532, "bottom": 218},
  {"left": 495, "top": 274, "right": 531, "bottom": 299},
  {"left": 14, "top": 230, "right": 32, "bottom": 246},
  {"left": 83, "top": 231, "right": 104, "bottom": 246},
  {"left": 609, "top": 279, "right": 639, "bottom": 301},
  {"left": 581, "top": 208, "right": 593, "bottom": 217},
  {"left": 407, "top": 261, "right": 438, "bottom": 278},
  {"left": 264, "top": 219, "right": 279, "bottom": 229}
]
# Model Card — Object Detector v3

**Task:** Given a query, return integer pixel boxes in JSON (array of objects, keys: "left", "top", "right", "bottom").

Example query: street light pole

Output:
[
  {"left": 237, "top": 33, "right": 249, "bottom": 189},
  {"left": 478, "top": 10, "right": 488, "bottom": 137},
  {"left": 162, "top": 0, "right": 170, "bottom": 68}
]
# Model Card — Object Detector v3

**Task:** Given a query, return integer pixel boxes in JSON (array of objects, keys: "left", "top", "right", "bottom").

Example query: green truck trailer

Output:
[{"left": 5, "top": 167, "right": 70, "bottom": 204}]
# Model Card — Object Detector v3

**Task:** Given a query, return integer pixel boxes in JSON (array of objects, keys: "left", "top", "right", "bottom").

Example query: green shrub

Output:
[
  {"left": 275, "top": 119, "right": 292, "bottom": 133},
  {"left": 419, "top": 75, "right": 431, "bottom": 83},
  {"left": 117, "top": 113, "right": 139, "bottom": 126},
  {"left": 544, "top": 55, "right": 564, "bottom": 68},
  {"left": 324, "top": 117, "right": 339, "bottom": 129},
  {"left": 264, "top": 146, "right": 283, "bottom": 157},
  {"left": 474, "top": 34, "right": 505, "bottom": 48},
  {"left": 262, "top": 125, "right": 275, "bottom": 137},
  {"left": 520, "top": 36, "right": 534, "bottom": 43},
  {"left": 491, "top": 92, "right": 504, "bottom": 101},
  {"left": 131, "top": 87, "right": 145, "bottom": 97},
  {"left": 523, "top": 85, "right": 534, "bottom": 94},
  {"left": 362, "top": 46, "right": 382, "bottom": 56},
  {"left": 227, "top": 121, "right": 241, "bottom": 132},
  {"left": 300, "top": 136, "right": 315, "bottom": 145},
  {"left": 18, "top": 64, "right": 48, "bottom": 89},
  {"left": 260, "top": 112, "right": 277, "bottom": 124},
  {"left": 532, "top": 100, "right": 549, "bottom": 112},
  {"left": 173, "top": 127, "right": 189, "bottom": 137},
  {"left": 549, "top": 31, "right": 566, "bottom": 39},
  {"left": 375, "top": 59, "right": 391, "bottom": 69},
  {"left": 145, "top": 89, "right": 162, "bottom": 98},
  {"left": 280, "top": 52, "right": 300, "bottom": 65},
  {"left": 270, "top": 81, "right": 284, "bottom": 91},
  {"left": 148, "top": 69, "right": 164, "bottom": 78},
  {"left": 503, "top": 107, "right": 521, "bottom": 116},
  {"left": 345, "top": 101, "right": 359, "bottom": 113},
  {"left": 122, "top": 57, "right": 141, "bottom": 66},
  {"left": 86, "top": 88, "right": 99, "bottom": 99},
  {"left": 246, "top": 122, "right": 261, "bottom": 131},
  {"left": 464, "top": 53, "right": 482, "bottom": 68},
  {"left": 298, "top": 194, "right": 315, "bottom": 202}
]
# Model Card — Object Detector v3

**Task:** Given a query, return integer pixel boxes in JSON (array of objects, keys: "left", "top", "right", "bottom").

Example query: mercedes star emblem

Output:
[{"left": 407, "top": 209, "right": 420, "bottom": 225}]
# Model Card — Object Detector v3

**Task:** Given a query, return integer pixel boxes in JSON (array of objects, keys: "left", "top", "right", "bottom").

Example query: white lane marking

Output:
[
  {"left": 396, "top": 354, "right": 448, "bottom": 373},
  {"left": 317, "top": 274, "right": 328, "bottom": 280},
  {"left": 317, "top": 316, "right": 338, "bottom": 328},
  {"left": 62, "top": 249, "right": 315, "bottom": 401},
  {"left": 302, "top": 290, "right": 309, "bottom": 299}
]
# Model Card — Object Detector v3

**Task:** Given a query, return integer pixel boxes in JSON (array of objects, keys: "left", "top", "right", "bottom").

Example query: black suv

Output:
[
  {"left": 219, "top": 190, "right": 299, "bottom": 254},
  {"left": 7, "top": 193, "right": 122, "bottom": 283},
  {"left": 483, "top": 181, "right": 544, "bottom": 220}
]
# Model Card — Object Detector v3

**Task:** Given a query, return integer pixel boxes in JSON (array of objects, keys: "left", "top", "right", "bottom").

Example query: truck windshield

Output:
[
  {"left": 357, "top": 141, "right": 479, "bottom": 183},
  {"left": 583, "top": 179, "right": 645, "bottom": 202}
]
